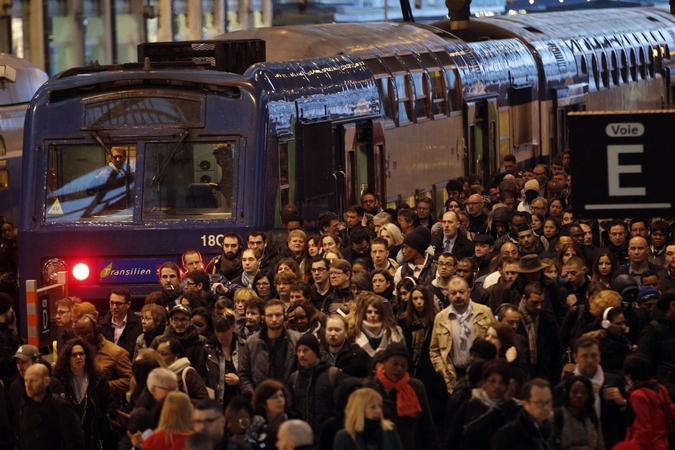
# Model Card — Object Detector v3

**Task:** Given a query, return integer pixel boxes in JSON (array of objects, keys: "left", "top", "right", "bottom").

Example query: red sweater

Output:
[
  {"left": 625, "top": 380, "right": 675, "bottom": 450},
  {"left": 143, "top": 429, "right": 192, "bottom": 450}
]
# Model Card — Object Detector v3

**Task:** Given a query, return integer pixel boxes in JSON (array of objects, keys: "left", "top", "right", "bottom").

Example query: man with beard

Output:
[
  {"left": 206, "top": 232, "right": 244, "bottom": 280},
  {"left": 158, "top": 262, "right": 183, "bottom": 308},
  {"left": 151, "top": 305, "right": 208, "bottom": 380},
  {"left": 238, "top": 299, "right": 301, "bottom": 396},
  {"left": 0, "top": 293, "right": 22, "bottom": 386},
  {"left": 322, "top": 314, "right": 370, "bottom": 378}
]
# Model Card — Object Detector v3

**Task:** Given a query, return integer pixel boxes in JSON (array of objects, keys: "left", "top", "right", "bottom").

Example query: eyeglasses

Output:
[
  {"left": 56, "top": 310, "right": 71, "bottom": 316},
  {"left": 109, "top": 301, "right": 127, "bottom": 307},
  {"left": 329, "top": 271, "right": 345, "bottom": 277},
  {"left": 170, "top": 317, "right": 190, "bottom": 325},
  {"left": 311, "top": 267, "right": 327, "bottom": 273},
  {"left": 141, "top": 316, "right": 154, "bottom": 322},
  {"left": 437, "top": 262, "right": 456, "bottom": 268},
  {"left": 70, "top": 352, "right": 86, "bottom": 358},
  {"left": 185, "top": 281, "right": 198, "bottom": 286}
]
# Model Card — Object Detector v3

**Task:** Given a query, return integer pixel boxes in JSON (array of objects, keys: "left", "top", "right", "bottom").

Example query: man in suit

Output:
[{"left": 432, "top": 211, "right": 474, "bottom": 261}]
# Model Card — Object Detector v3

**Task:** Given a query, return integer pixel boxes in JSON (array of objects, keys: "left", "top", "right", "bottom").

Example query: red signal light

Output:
[{"left": 72, "top": 263, "right": 90, "bottom": 281}]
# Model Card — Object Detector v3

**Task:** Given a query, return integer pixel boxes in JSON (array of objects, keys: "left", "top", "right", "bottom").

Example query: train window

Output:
[
  {"left": 611, "top": 52, "right": 619, "bottom": 86},
  {"left": 0, "top": 170, "right": 7, "bottom": 189},
  {"left": 143, "top": 141, "right": 234, "bottom": 220},
  {"left": 580, "top": 56, "right": 588, "bottom": 75},
  {"left": 638, "top": 48, "right": 647, "bottom": 79},
  {"left": 601, "top": 53, "right": 609, "bottom": 88},
  {"left": 394, "top": 74, "right": 412, "bottom": 125},
  {"left": 410, "top": 71, "right": 430, "bottom": 121},
  {"left": 84, "top": 96, "right": 203, "bottom": 127},
  {"left": 374, "top": 77, "right": 395, "bottom": 124},
  {"left": 0, "top": 136, "right": 5, "bottom": 156},
  {"left": 630, "top": 49, "right": 638, "bottom": 81},
  {"left": 620, "top": 50, "right": 628, "bottom": 84},
  {"left": 46, "top": 145, "right": 136, "bottom": 223},
  {"left": 428, "top": 70, "right": 447, "bottom": 117},
  {"left": 279, "top": 142, "right": 290, "bottom": 206},
  {"left": 591, "top": 55, "right": 600, "bottom": 91}
]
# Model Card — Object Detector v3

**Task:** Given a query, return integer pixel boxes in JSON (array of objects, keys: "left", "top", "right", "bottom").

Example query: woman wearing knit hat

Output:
[{"left": 365, "top": 342, "right": 440, "bottom": 450}]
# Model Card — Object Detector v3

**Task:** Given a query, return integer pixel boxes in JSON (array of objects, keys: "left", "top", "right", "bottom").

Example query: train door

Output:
[
  {"left": 338, "top": 120, "right": 385, "bottom": 215},
  {"left": 553, "top": 84, "right": 588, "bottom": 154},
  {"left": 295, "top": 118, "right": 337, "bottom": 226},
  {"left": 465, "top": 96, "right": 498, "bottom": 183}
]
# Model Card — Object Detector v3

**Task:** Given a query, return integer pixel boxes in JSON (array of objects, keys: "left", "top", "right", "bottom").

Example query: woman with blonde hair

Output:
[
  {"left": 379, "top": 223, "right": 404, "bottom": 261},
  {"left": 333, "top": 388, "right": 403, "bottom": 450},
  {"left": 142, "top": 391, "right": 194, "bottom": 450}
]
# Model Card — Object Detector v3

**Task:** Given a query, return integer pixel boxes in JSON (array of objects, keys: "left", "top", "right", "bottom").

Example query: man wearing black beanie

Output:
[
  {"left": 289, "top": 333, "right": 346, "bottom": 444},
  {"left": 394, "top": 226, "right": 437, "bottom": 286}
]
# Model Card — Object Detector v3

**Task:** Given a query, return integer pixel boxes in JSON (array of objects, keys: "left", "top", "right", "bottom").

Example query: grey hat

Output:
[
  {"left": 169, "top": 304, "right": 192, "bottom": 318},
  {"left": 13, "top": 345, "right": 40, "bottom": 361}
]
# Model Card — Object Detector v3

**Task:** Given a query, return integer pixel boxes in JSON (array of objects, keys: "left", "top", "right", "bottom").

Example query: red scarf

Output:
[{"left": 376, "top": 364, "right": 422, "bottom": 418}]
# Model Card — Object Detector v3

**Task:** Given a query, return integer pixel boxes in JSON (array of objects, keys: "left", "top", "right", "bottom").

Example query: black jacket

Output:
[
  {"left": 55, "top": 370, "right": 117, "bottom": 450},
  {"left": 99, "top": 309, "right": 142, "bottom": 361},
  {"left": 289, "top": 360, "right": 346, "bottom": 440},
  {"left": 638, "top": 316, "right": 675, "bottom": 400},
  {"left": 447, "top": 393, "right": 521, "bottom": 450},
  {"left": 324, "top": 341, "right": 371, "bottom": 379},
  {"left": 431, "top": 232, "right": 475, "bottom": 261},
  {"left": 492, "top": 409, "right": 556, "bottom": 450},
  {"left": 366, "top": 376, "right": 440, "bottom": 450},
  {"left": 553, "top": 371, "right": 627, "bottom": 449},
  {"left": 515, "top": 310, "right": 561, "bottom": 385},
  {"left": 0, "top": 323, "right": 22, "bottom": 385},
  {"left": 18, "top": 389, "right": 85, "bottom": 450}
]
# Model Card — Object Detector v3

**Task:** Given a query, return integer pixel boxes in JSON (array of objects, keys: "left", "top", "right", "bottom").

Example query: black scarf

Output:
[
  {"left": 362, "top": 418, "right": 383, "bottom": 450},
  {"left": 261, "top": 327, "right": 288, "bottom": 381},
  {"left": 166, "top": 324, "right": 201, "bottom": 350},
  {"left": 143, "top": 323, "right": 166, "bottom": 349}
]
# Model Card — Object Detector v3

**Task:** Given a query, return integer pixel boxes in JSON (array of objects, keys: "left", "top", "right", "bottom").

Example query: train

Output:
[
  {"left": 0, "top": 55, "right": 49, "bottom": 226},
  {"left": 17, "top": 6, "right": 675, "bottom": 325}
]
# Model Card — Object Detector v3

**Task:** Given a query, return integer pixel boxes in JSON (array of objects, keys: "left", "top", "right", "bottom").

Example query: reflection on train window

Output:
[
  {"left": 374, "top": 77, "right": 395, "bottom": 123},
  {"left": 143, "top": 141, "right": 234, "bottom": 220},
  {"left": 428, "top": 70, "right": 446, "bottom": 117},
  {"left": 45, "top": 145, "right": 136, "bottom": 223},
  {"left": 394, "top": 74, "right": 411, "bottom": 125},
  {"left": 279, "top": 142, "right": 290, "bottom": 206},
  {"left": 0, "top": 170, "right": 7, "bottom": 189},
  {"left": 410, "top": 71, "right": 429, "bottom": 120}
]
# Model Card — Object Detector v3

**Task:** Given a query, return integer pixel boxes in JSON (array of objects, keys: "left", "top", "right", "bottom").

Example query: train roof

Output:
[
  {"left": 212, "top": 22, "right": 457, "bottom": 61},
  {"left": 0, "top": 54, "right": 48, "bottom": 106},
  {"left": 442, "top": 7, "right": 675, "bottom": 41}
]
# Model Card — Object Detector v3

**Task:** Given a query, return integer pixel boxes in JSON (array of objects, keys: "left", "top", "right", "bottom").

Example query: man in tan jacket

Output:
[{"left": 429, "top": 276, "right": 494, "bottom": 393}]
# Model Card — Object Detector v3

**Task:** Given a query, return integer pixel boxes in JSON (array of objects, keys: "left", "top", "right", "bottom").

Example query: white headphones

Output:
[{"left": 601, "top": 306, "right": 614, "bottom": 330}]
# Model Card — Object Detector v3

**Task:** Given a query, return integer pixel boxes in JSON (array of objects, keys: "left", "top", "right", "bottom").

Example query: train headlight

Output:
[
  {"left": 72, "top": 263, "right": 90, "bottom": 281},
  {"left": 42, "top": 258, "right": 68, "bottom": 285}
]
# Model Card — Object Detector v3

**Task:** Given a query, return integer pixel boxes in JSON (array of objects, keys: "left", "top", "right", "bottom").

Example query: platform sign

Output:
[{"left": 569, "top": 111, "right": 675, "bottom": 218}]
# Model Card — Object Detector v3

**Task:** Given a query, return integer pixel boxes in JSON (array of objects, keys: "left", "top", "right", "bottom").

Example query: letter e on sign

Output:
[{"left": 607, "top": 145, "right": 645, "bottom": 196}]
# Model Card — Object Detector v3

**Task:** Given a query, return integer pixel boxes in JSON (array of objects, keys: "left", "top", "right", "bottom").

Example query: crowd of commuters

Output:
[{"left": 2, "top": 151, "right": 675, "bottom": 449}]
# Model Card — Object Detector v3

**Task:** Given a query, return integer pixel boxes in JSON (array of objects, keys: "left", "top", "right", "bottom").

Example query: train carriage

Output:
[{"left": 17, "top": 7, "right": 675, "bottom": 324}]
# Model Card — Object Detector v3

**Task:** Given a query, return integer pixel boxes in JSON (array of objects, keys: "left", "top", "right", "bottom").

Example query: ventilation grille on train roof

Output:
[{"left": 137, "top": 40, "right": 266, "bottom": 75}]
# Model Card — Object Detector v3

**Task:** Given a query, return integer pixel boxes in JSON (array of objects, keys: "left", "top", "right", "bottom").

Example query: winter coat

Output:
[
  {"left": 133, "top": 323, "right": 166, "bottom": 360},
  {"left": 515, "top": 310, "right": 561, "bottom": 386},
  {"left": 93, "top": 337, "right": 132, "bottom": 404},
  {"left": 99, "top": 309, "right": 142, "bottom": 361},
  {"left": 333, "top": 427, "right": 404, "bottom": 450},
  {"left": 152, "top": 325, "right": 209, "bottom": 380},
  {"left": 289, "top": 360, "right": 346, "bottom": 439},
  {"left": 447, "top": 390, "right": 521, "bottom": 450},
  {"left": 55, "top": 370, "right": 117, "bottom": 450},
  {"left": 238, "top": 327, "right": 301, "bottom": 396},
  {"left": 492, "top": 409, "right": 556, "bottom": 450},
  {"left": 18, "top": 389, "right": 85, "bottom": 450},
  {"left": 429, "top": 302, "right": 495, "bottom": 393},
  {"left": 625, "top": 380, "right": 675, "bottom": 450},
  {"left": 365, "top": 376, "right": 440, "bottom": 450},
  {"left": 637, "top": 316, "right": 675, "bottom": 399},
  {"left": 324, "top": 341, "right": 371, "bottom": 379},
  {"left": 168, "top": 357, "right": 209, "bottom": 402}
]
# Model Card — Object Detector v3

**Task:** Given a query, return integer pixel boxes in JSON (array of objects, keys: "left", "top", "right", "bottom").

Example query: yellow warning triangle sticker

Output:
[{"left": 48, "top": 198, "right": 63, "bottom": 215}]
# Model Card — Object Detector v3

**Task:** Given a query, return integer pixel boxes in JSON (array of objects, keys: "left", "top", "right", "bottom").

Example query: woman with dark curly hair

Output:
[{"left": 54, "top": 338, "right": 118, "bottom": 450}]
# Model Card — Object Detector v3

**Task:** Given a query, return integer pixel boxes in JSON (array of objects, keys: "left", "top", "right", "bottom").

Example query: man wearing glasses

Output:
[
  {"left": 99, "top": 288, "right": 141, "bottom": 360},
  {"left": 152, "top": 305, "right": 208, "bottom": 380},
  {"left": 321, "top": 259, "right": 353, "bottom": 315},
  {"left": 309, "top": 257, "right": 331, "bottom": 311},
  {"left": 238, "top": 299, "right": 301, "bottom": 396}
]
